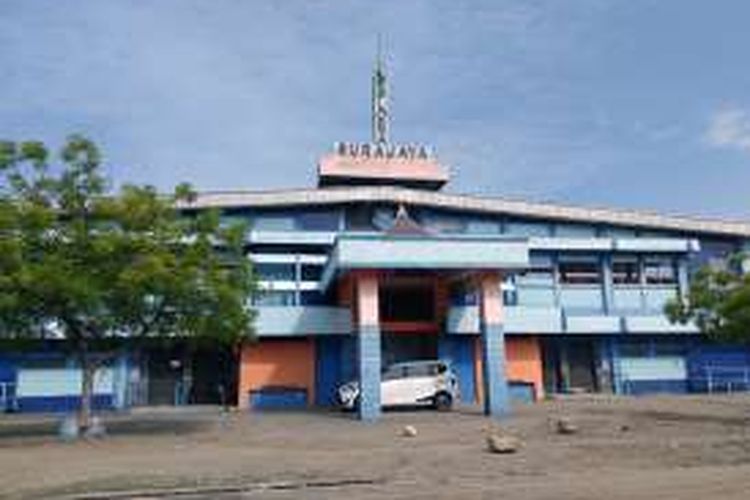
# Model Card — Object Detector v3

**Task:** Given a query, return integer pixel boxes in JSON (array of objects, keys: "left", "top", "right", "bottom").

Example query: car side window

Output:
[
  {"left": 436, "top": 363, "right": 447, "bottom": 375},
  {"left": 407, "top": 364, "right": 431, "bottom": 377}
]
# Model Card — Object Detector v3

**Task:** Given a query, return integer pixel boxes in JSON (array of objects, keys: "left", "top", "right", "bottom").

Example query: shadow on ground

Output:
[{"left": 0, "top": 409, "right": 216, "bottom": 443}]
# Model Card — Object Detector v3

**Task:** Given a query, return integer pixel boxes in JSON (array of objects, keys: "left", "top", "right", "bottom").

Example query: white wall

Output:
[{"left": 17, "top": 368, "right": 114, "bottom": 397}]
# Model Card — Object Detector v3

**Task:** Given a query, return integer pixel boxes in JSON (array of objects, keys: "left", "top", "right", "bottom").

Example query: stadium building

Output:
[{"left": 2, "top": 57, "right": 750, "bottom": 420}]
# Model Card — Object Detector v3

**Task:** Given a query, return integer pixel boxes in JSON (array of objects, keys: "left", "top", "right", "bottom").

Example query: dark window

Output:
[
  {"left": 255, "top": 263, "right": 295, "bottom": 281},
  {"left": 619, "top": 340, "right": 650, "bottom": 357},
  {"left": 644, "top": 258, "right": 677, "bottom": 285},
  {"left": 295, "top": 211, "right": 339, "bottom": 231},
  {"left": 253, "top": 291, "right": 296, "bottom": 306},
  {"left": 300, "top": 264, "right": 323, "bottom": 282},
  {"left": 559, "top": 260, "right": 601, "bottom": 285},
  {"left": 346, "top": 205, "right": 375, "bottom": 231},
  {"left": 253, "top": 214, "right": 295, "bottom": 231},
  {"left": 652, "top": 341, "right": 686, "bottom": 356},
  {"left": 612, "top": 258, "right": 640, "bottom": 285},
  {"left": 299, "top": 291, "right": 327, "bottom": 306}
]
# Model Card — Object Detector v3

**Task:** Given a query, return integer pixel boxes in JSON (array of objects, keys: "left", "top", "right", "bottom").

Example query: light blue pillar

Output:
[
  {"left": 355, "top": 272, "right": 381, "bottom": 422},
  {"left": 677, "top": 257, "right": 689, "bottom": 302},
  {"left": 358, "top": 324, "right": 381, "bottom": 421},
  {"left": 481, "top": 322, "right": 509, "bottom": 417},
  {"left": 478, "top": 273, "right": 509, "bottom": 418},
  {"left": 602, "top": 254, "right": 614, "bottom": 314},
  {"left": 112, "top": 351, "right": 129, "bottom": 410},
  {"left": 552, "top": 254, "right": 562, "bottom": 308}
]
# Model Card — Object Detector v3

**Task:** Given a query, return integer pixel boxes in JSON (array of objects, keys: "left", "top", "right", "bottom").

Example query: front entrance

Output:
[{"left": 378, "top": 275, "right": 440, "bottom": 368}]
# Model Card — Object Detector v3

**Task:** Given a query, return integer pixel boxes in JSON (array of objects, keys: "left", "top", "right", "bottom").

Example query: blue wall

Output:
[
  {"left": 438, "top": 336, "right": 476, "bottom": 404},
  {"left": 687, "top": 345, "right": 750, "bottom": 392},
  {"left": 315, "top": 336, "right": 356, "bottom": 406}
]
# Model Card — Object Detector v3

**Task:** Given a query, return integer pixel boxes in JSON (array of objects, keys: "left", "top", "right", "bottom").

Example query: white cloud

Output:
[{"left": 704, "top": 106, "right": 750, "bottom": 153}]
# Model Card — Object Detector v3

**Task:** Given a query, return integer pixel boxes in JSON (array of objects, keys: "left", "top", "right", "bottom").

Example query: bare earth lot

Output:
[{"left": 2, "top": 395, "right": 750, "bottom": 499}]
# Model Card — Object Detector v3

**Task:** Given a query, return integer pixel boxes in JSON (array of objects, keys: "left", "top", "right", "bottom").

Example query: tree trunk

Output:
[{"left": 78, "top": 342, "right": 95, "bottom": 433}]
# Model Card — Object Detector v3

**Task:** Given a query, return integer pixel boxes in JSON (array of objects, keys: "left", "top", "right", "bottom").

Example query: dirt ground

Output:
[{"left": 2, "top": 395, "right": 750, "bottom": 499}]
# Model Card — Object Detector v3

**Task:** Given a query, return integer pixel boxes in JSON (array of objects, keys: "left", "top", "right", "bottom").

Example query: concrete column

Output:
[
  {"left": 112, "top": 351, "right": 129, "bottom": 410},
  {"left": 478, "top": 272, "right": 509, "bottom": 418},
  {"left": 602, "top": 254, "right": 614, "bottom": 314},
  {"left": 677, "top": 257, "right": 689, "bottom": 302},
  {"left": 355, "top": 271, "right": 381, "bottom": 421}
]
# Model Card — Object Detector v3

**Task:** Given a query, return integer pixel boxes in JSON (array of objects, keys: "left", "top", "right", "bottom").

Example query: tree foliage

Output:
[
  {"left": 665, "top": 255, "right": 750, "bottom": 343},
  {"left": 0, "top": 135, "right": 256, "bottom": 430}
]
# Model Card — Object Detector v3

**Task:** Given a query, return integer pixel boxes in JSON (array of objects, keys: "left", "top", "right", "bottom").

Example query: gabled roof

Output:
[{"left": 179, "top": 185, "right": 750, "bottom": 238}]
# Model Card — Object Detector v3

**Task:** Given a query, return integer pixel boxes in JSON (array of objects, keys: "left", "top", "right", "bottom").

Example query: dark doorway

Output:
[
  {"left": 541, "top": 337, "right": 598, "bottom": 393},
  {"left": 379, "top": 281, "right": 435, "bottom": 322},
  {"left": 381, "top": 333, "right": 438, "bottom": 367},
  {"left": 145, "top": 342, "right": 238, "bottom": 406},
  {"left": 189, "top": 345, "right": 237, "bottom": 406}
]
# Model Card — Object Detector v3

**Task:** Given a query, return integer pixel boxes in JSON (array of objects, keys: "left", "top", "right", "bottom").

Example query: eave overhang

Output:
[{"left": 320, "top": 233, "right": 530, "bottom": 291}]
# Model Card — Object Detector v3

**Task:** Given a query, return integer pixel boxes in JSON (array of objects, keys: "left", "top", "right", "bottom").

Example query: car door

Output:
[
  {"left": 381, "top": 365, "right": 409, "bottom": 406},
  {"left": 407, "top": 363, "right": 439, "bottom": 404}
]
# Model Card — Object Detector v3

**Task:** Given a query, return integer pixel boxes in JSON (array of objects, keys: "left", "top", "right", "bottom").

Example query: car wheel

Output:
[{"left": 434, "top": 392, "right": 453, "bottom": 411}]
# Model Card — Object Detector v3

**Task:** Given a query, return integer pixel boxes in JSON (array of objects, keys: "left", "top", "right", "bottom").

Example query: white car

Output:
[{"left": 337, "top": 360, "right": 458, "bottom": 411}]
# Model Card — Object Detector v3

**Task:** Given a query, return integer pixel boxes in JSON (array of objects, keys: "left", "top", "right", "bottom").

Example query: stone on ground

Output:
[
  {"left": 401, "top": 425, "right": 418, "bottom": 437},
  {"left": 486, "top": 433, "right": 521, "bottom": 454},
  {"left": 556, "top": 417, "right": 578, "bottom": 435}
]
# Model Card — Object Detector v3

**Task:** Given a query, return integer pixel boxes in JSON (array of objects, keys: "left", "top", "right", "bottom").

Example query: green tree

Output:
[
  {"left": 0, "top": 135, "right": 256, "bottom": 434},
  {"left": 665, "top": 255, "right": 750, "bottom": 342}
]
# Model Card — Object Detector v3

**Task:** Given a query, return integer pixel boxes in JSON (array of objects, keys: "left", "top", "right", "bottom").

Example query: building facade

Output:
[{"left": 2, "top": 60, "right": 750, "bottom": 418}]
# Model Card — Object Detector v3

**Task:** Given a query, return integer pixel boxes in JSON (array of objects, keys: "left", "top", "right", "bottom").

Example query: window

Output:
[
  {"left": 253, "top": 214, "right": 295, "bottom": 231},
  {"left": 253, "top": 291, "right": 296, "bottom": 306},
  {"left": 299, "top": 291, "right": 326, "bottom": 306},
  {"left": 612, "top": 258, "right": 640, "bottom": 285},
  {"left": 618, "top": 339, "right": 650, "bottom": 357},
  {"left": 424, "top": 213, "right": 467, "bottom": 234},
  {"left": 295, "top": 211, "right": 339, "bottom": 231},
  {"left": 644, "top": 258, "right": 677, "bottom": 285},
  {"left": 559, "top": 260, "right": 601, "bottom": 285},
  {"left": 300, "top": 264, "right": 323, "bottom": 282},
  {"left": 517, "top": 267, "right": 554, "bottom": 286},
  {"left": 255, "top": 263, "right": 295, "bottom": 281}
]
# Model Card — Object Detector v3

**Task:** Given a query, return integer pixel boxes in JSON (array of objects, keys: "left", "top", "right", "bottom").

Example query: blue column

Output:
[
  {"left": 112, "top": 351, "right": 129, "bottom": 410},
  {"left": 602, "top": 254, "right": 614, "bottom": 314},
  {"left": 358, "top": 324, "right": 381, "bottom": 421},
  {"left": 478, "top": 273, "right": 509, "bottom": 418},
  {"left": 355, "top": 272, "right": 381, "bottom": 422},
  {"left": 677, "top": 257, "right": 689, "bottom": 301},
  {"left": 481, "top": 321, "right": 509, "bottom": 417}
]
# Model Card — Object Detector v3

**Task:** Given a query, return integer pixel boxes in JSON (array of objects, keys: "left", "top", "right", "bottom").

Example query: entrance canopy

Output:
[{"left": 320, "top": 233, "right": 529, "bottom": 290}]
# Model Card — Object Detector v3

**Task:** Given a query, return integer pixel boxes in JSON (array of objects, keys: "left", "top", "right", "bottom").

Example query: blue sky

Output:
[{"left": 1, "top": 1, "right": 750, "bottom": 219}]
